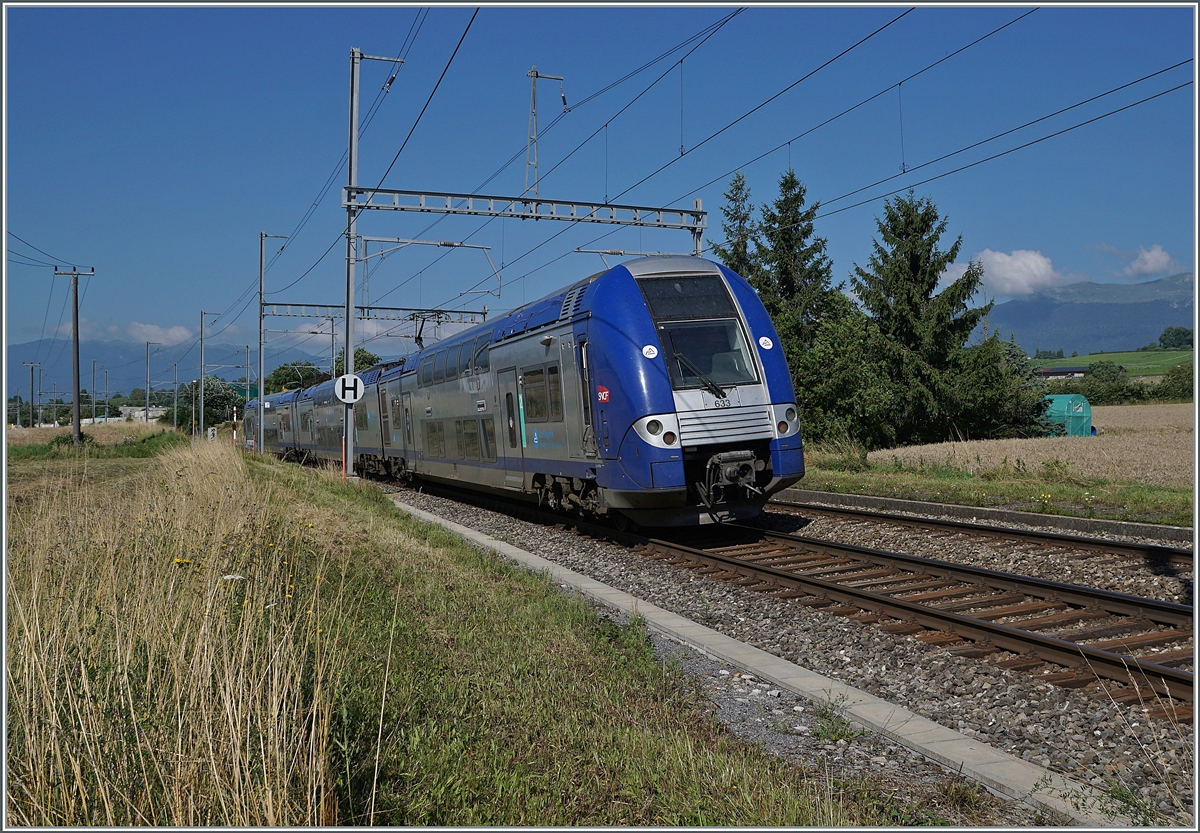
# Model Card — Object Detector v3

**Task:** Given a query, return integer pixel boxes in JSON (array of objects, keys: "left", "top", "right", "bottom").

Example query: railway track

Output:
[
  {"left": 769, "top": 499, "right": 1195, "bottom": 575},
  {"left": 384, "top": 479, "right": 1194, "bottom": 720},
  {"left": 634, "top": 524, "right": 1193, "bottom": 719}
]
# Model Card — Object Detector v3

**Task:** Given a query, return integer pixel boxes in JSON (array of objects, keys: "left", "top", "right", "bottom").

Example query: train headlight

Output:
[
  {"left": 777, "top": 421, "right": 790, "bottom": 434},
  {"left": 663, "top": 431, "right": 677, "bottom": 445},
  {"left": 786, "top": 407, "right": 797, "bottom": 422},
  {"left": 646, "top": 419, "right": 663, "bottom": 435}
]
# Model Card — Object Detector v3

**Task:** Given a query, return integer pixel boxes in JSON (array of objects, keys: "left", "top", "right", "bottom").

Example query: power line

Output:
[
  {"left": 816, "top": 80, "right": 1193, "bottom": 220},
  {"left": 664, "top": 8, "right": 1042, "bottom": 208},
  {"left": 367, "top": 10, "right": 744, "bottom": 308},
  {"left": 6, "top": 231, "right": 73, "bottom": 265},
  {"left": 416, "top": 8, "right": 915, "bottom": 316},
  {"left": 263, "top": 7, "right": 429, "bottom": 276},
  {"left": 611, "top": 7, "right": 915, "bottom": 203},
  {"left": 374, "top": 8, "right": 479, "bottom": 189}
]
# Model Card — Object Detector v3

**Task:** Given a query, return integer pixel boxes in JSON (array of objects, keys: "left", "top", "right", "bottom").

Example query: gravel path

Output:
[{"left": 388, "top": 484, "right": 1195, "bottom": 826}]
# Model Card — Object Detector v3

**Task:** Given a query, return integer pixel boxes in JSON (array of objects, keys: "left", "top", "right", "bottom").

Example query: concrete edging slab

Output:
[{"left": 391, "top": 496, "right": 1135, "bottom": 827}]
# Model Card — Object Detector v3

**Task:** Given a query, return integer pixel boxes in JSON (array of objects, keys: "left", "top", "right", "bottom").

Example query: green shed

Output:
[{"left": 1044, "top": 394, "right": 1093, "bottom": 437}]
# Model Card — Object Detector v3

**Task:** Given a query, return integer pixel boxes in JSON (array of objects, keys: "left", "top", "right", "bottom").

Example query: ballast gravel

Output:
[{"left": 388, "top": 485, "right": 1194, "bottom": 826}]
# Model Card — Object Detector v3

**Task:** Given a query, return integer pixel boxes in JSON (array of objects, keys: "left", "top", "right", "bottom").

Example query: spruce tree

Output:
[
  {"left": 851, "top": 191, "right": 991, "bottom": 370},
  {"left": 753, "top": 169, "right": 836, "bottom": 351},
  {"left": 709, "top": 171, "right": 760, "bottom": 280},
  {"left": 849, "top": 191, "right": 993, "bottom": 445}
]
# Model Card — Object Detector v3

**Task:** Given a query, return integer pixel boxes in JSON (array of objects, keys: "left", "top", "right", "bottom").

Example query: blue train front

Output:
[{"left": 246, "top": 256, "right": 805, "bottom": 527}]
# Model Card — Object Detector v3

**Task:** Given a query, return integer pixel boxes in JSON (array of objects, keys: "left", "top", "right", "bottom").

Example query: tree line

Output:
[
  {"left": 711, "top": 171, "right": 1193, "bottom": 450},
  {"left": 711, "top": 171, "right": 1059, "bottom": 451}
]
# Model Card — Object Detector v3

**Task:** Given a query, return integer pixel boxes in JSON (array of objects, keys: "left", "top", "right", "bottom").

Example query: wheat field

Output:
[{"left": 866, "top": 403, "right": 1195, "bottom": 489}]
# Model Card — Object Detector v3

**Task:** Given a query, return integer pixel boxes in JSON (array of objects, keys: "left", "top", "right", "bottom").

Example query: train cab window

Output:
[
  {"left": 473, "top": 336, "right": 490, "bottom": 373},
  {"left": 547, "top": 365, "right": 563, "bottom": 421},
  {"left": 658, "top": 319, "right": 757, "bottom": 391},
  {"left": 446, "top": 344, "right": 460, "bottom": 381},
  {"left": 523, "top": 368, "right": 547, "bottom": 421},
  {"left": 420, "top": 356, "right": 433, "bottom": 387},
  {"left": 637, "top": 275, "right": 757, "bottom": 393},
  {"left": 458, "top": 342, "right": 473, "bottom": 377},
  {"left": 637, "top": 275, "right": 737, "bottom": 320},
  {"left": 433, "top": 351, "right": 447, "bottom": 383}
]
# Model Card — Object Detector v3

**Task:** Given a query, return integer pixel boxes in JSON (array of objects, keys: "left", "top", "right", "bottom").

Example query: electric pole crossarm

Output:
[
  {"left": 343, "top": 188, "right": 707, "bottom": 234},
  {"left": 263, "top": 303, "right": 486, "bottom": 322}
]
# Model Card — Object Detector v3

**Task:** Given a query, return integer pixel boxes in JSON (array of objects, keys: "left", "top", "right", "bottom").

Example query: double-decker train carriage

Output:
[{"left": 245, "top": 256, "right": 805, "bottom": 527}]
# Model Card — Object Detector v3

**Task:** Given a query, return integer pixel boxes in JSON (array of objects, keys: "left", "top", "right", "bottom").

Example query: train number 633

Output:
[{"left": 711, "top": 398, "right": 733, "bottom": 408}]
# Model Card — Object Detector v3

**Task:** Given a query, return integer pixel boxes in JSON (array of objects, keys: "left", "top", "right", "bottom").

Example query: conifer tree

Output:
[
  {"left": 753, "top": 169, "right": 836, "bottom": 351},
  {"left": 709, "top": 171, "right": 760, "bottom": 280},
  {"left": 851, "top": 191, "right": 990, "bottom": 370},
  {"left": 848, "top": 191, "right": 993, "bottom": 445}
]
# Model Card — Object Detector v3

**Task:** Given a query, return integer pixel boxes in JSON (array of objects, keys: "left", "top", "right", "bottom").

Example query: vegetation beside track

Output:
[
  {"left": 799, "top": 404, "right": 1193, "bottom": 527},
  {"left": 7, "top": 438, "right": 1018, "bottom": 825}
]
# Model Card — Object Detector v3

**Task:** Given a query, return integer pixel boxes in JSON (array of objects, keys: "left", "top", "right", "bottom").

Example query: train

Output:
[{"left": 243, "top": 255, "right": 804, "bottom": 527}]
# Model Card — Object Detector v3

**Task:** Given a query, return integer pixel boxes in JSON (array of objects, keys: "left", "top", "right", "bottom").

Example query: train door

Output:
[
  {"left": 571, "top": 340, "right": 598, "bottom": 459},
  {"left": 497, "top": 367, "right": 525, "bottom": 488}
]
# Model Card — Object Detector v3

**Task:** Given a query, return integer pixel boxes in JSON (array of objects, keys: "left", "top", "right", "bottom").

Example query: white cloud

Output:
[
  {"left": 125, "top": 322, "right": 193, "bottom": 345},
  {"left": 54, "top": 317, "right": 194, "bottom": 344},
  {"left": 1122, "top": 244, "right": 1178, "bottom": 278},
  {"left": 974, "top": 249, "right": 1065, "bottom": 296}
]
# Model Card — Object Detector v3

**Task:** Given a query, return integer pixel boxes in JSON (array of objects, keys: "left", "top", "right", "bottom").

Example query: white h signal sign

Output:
[{"left": 335, "top": 373, "right": 365, "bottom": 404}]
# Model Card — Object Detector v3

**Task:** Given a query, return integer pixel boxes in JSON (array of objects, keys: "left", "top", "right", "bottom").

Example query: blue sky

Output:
[{"left": 4, "top": 3, "right": 1196, "bottom": 393}]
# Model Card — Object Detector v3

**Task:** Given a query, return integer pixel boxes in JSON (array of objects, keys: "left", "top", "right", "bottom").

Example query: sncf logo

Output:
[{"left": 596, "top": 386, "right": 610, "bottom": 403}]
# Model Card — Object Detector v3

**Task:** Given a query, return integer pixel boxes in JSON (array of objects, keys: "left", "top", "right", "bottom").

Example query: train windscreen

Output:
[{"left": 638, "top": 275, "right": 757, "bottom": 391}]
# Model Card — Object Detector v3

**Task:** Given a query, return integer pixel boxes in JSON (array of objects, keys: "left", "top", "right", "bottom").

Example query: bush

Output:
[{"left": 1155, "top": 362, "right": 1193, "bottom": 401}]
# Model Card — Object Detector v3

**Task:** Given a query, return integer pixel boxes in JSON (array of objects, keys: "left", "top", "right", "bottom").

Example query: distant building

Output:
[
  {"left": 119, "top": 405, "right": 168, "bottom": 422},
  {"left": 1035, "top": 365, "right": 1125, "bottom": 380}
]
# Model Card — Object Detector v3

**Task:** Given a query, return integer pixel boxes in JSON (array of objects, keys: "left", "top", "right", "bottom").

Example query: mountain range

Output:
[
  {"left": 977, "top": 272, "right": 1193, "bottom": 356},
  {"left": 6, "top": 273, "right": 1195, "bottom": 400},
  {"left": 5, "top": 340, "right": 329, "bottom": 403}
]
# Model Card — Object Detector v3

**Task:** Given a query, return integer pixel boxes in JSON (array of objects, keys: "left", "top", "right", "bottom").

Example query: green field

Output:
[{"left": 1032, "top": 349, "right": 1192, "bottom": 377}]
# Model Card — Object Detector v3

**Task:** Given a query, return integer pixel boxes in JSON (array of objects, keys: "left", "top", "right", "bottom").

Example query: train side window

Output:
[
  {"left": 457, "top": 420, "right": 480, "bottom": 461},
  {"left": 505, "top": 393, "right": 518, "bottom": 448},
  {"left": 355, "top": 405, "right": 368, "bottom": 431},
  {"left": 404, "top": 407, "right": 413, "bottom": 444},
  {"left": 433, "top": 351, "right": 446, "bottom": 383},
  {"left": 523, "top": 367, "right": 547, "bottom": 422},
  {"left": 424, "top": 420, "right": 444, "bottom": 458},
  {"left": 481, "top": 418, "right": 497, "bottom": 461},
  {"left": 420, "top": 357, "right": 433, "bottom": 387},
  {"left": 446, "top": 345, "right": 460, "bottom": 381},
  {"left": 473, "top": 336, "right": 490, "bottom": 373},
  {"left": 458, "top": 342, "right": 473, "bottom": 377},
  {"left": 281, "top": 413, "right": 291, "bottom": 432},
  {"left": 547, "top": 364, "right": 563, "bottom": 421}
]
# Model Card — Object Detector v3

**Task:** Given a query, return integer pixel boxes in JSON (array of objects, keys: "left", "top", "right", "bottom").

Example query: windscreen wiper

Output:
[{"left": 674, "top": 351, "right": 726, "bottom": 398}]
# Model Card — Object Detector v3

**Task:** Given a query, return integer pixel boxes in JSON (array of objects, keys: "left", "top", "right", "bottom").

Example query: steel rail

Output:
[
  {"left": 772, "top": 499, "right": 1194, "bottom": 571},
  {"left": 740, "top": 527, "right": 1194, "bottom": 628},
  {"left": 642, "top": 534, "right": 1193, "bottom": 702}
]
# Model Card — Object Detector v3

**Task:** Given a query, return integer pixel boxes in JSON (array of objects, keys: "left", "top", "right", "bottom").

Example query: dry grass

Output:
[
  {"left": 5, "top": 422, "right": 166, "bottom": 447},
  {"left": 866, "top": 403, "right": 1194, "bottom": 489},
  {"left": 6, "top": 441, "right": 343, "bottom": 825}
]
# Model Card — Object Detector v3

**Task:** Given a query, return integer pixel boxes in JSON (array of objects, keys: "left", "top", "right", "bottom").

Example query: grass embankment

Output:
[
  {"left": 7, "top": 434, "right": 993, "bottom": 825},
  {"left": 1032, "top": 349, "right": 1192, "bottom": 377},
  {"left": 800, "top": 404, "right": 1194, "bottom": 527}
]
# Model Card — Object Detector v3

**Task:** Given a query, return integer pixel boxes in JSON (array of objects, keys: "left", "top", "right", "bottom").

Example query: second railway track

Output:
[{"left": 635, "top": 524, "right": 1193, "bottom": 718}]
